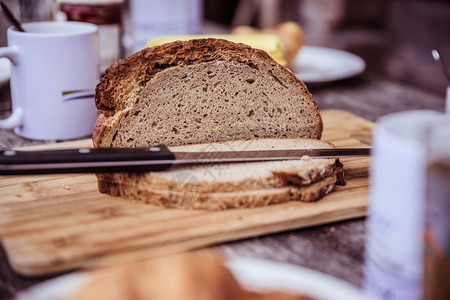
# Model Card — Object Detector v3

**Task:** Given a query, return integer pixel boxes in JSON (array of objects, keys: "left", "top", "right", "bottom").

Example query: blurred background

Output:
[
  {"left": 1, "top": 0, "right": 449, "bottom": 95},
  {"left": 204, "top": 0, "right": 450, "bottom": 96}
]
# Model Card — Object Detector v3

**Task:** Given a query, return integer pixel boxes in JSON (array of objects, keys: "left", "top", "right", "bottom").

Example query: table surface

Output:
[{"left": 0, "top": 71, "right": 446, "bottom": 299}]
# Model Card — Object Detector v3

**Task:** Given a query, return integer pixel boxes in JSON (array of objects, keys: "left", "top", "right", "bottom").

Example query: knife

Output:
[{"left": 0, "top": 145, "right": 371, "bottom": 175}]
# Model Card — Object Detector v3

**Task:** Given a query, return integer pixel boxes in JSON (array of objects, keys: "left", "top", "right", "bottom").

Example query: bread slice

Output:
[
  {"left": 115, "top": 173, "right": 339, "bottom": 210},
  {"left": 97, "top": 138, "right": 340, "bottom": 193},
  {"left": 92, "top": 38, "right": 322, "bottom": 148},
  {"left": 96, "top": 138, "right": 345, "bottom": 210}
]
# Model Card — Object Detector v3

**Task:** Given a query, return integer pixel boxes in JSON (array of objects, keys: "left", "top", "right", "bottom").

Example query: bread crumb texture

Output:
[{"left": 93, "top": 38, "right": 322, "bottom": 148}]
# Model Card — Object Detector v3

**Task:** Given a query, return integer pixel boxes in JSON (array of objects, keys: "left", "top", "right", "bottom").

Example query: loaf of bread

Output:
[
  {"left": 93, "top": 39, "right": 336, "bottom": 209},
  {"left": 97, "top": 139, "right": 344, "bottom": 210},
  {"left": 72, "top": 253, "right": 315, "bottom": 300},
  {"left": 92, "top": 38, "right": 322, "bottom": 148}
]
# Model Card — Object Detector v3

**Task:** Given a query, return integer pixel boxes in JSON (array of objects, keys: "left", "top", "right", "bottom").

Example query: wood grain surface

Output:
[{"left": 0, "top": 110, "right": 372, "bottom": 277}]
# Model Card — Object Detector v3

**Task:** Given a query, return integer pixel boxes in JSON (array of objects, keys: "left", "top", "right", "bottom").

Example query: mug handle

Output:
[{"left": 0, "top": 46, "right": 24, "bottom": 129}]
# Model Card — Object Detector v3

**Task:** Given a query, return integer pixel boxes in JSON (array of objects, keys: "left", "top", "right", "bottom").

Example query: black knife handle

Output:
[{"left": 0, "top": 145, "right": 175, "bottom": 175}]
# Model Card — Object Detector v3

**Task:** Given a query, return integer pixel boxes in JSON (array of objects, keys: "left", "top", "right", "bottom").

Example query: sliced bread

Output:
[
  {"left": 113, "top": 172, "right": 339, "bottom": 210},
  {"left": 96, "top": 138, "right": 345, "bottom": 210},
  {"left": 92, "top": 38, "right": 322, "bottom": 148},
  {"left": 97, "top": 138, "right": 340, "bottom": 193}
]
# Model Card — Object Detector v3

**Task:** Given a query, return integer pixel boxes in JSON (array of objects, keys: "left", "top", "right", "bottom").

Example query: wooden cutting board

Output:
[{"left": 0, "top": 110, "right": 373, "bottom": 277}]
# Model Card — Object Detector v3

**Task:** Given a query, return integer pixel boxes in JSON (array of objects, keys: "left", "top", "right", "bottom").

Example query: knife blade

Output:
[{"left": 0, "top": 145, "right": 370, "bottom": 175}]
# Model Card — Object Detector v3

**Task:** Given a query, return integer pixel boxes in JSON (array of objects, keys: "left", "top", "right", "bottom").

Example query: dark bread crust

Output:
[
  {"left": 97, "top": 172, "right": 117, "bottom": 195},
  {"left": 92, "top": 38, "right": 322, "bottom": 148}
]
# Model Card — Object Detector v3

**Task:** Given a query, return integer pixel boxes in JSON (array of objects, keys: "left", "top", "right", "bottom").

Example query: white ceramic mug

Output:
[
  {"left": 364, "top": 110, "right": 450, "bottom": 300},
  {"left": 0, "top": 21, "right": 99, "bottom": 140}
]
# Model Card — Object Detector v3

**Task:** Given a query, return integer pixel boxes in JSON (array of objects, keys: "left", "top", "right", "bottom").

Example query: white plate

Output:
[
  {"left": 227, "top": 257, "right": 372, "bottom": 300},
  {"left": 293, "top": 46, "right": 366, "bottom": 84},
  {"left": 0, "top": 57, "right": 11, "bottom": 86},
  {"left": 15, "top": 257, "right": 373, "bottom": 300}
]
